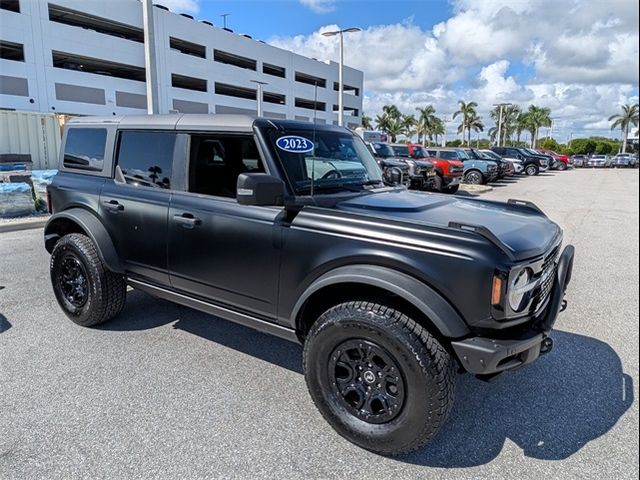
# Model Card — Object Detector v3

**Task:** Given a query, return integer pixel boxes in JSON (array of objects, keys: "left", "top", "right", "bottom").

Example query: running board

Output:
[{"left": 127, "top": 278, "right": 300, "bottom": 344}]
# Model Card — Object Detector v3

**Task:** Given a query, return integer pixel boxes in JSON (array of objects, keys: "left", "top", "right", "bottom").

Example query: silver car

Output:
[
  {"left": 613, "top": 154, "right": 634, "bottom": 168},
  {"left": 586, "top": 155, "right": 611, "bottom": 168}
]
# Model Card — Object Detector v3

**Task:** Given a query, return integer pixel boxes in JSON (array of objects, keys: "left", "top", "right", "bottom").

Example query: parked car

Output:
[
  {"left": 427, "top": 147, "right": 498, "bottom": 185},
  {"left": 44, "top": 114, "right": 575, "bottom": 455},
  {"left": 372, "top": 143, "right": 435, "bottom": 190},
  {"left": 392, "top": 144, "right": 462, "bottom": 193},
  {"left": 537, "top": 148, "right": 572, "bottom": 171},
  {"left": 586, "top": 154, "right": 611, "bottom": 168},
  {"left": 492, "top": 147, "right": 550, "bottom": 176},
  {"left": 481, "top": 149, "right": 524, "bottom": 174},
  {"left": 463, "top": 148, "right": 511, "bottom": 178},
  {"left": 367, "top": 143, "right": 411, "bottom": 186},
  {"left": 612, "top": 153, "right": 636, "bottom": 168},
  {"left": 525, "top": 148, "right": 557, "bottom": 170},
  {"left": 571, "top": 154, "right": 587, "bottom": 168}
]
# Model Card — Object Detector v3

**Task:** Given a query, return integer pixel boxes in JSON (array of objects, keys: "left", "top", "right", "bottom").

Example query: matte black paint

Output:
[{"left": 45, "top": 115, "right": 574, "bottom": 376}]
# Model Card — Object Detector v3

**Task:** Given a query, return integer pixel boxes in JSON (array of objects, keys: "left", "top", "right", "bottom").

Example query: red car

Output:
[
  {"left": 403, "top": 144, "right": 463, "bottom": 194},
  {"left": 537, "top": 148, "right": 572, "bottom": 171}
]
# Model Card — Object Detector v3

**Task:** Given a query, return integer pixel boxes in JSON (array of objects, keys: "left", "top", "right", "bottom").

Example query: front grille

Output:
[{"left": 530, "top": 246, "right": 560, "bottom": 312}]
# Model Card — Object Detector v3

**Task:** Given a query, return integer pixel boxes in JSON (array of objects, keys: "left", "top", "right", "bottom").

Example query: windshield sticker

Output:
[{"left": 276, "top": 136, "right": 314, "bottom": 153}]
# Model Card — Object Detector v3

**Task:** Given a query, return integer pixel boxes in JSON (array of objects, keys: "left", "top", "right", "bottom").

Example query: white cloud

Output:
[
  {"left": 269, "top": 0, "right": 638, "bottom": 138},
  {"left": 153, "top": 0, "right": 199, "bottom": 15},
  {"left": 299, "top": 0, "right": 336, "bottom": 14}
]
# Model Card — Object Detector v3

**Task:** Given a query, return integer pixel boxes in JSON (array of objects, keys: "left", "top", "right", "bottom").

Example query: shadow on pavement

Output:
[
  {"left": 401, "top": 330, "right": 633, "bottom": 467},
  {"left": 0, "top": 314, "right": 11, "bottom": 334},
  {"left": 103, "top": 292, "right": 633, "bottom": 465},
  {"left": 101, "top": 289, "right": 303, "bottom": 373}
]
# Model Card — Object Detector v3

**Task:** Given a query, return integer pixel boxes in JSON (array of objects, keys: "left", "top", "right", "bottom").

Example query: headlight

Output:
[
  {"left": 540, "top": 160, "right": 548, "bottom": 166},
  {"left": 508, "top": 267, "right": 534, "bottom": 312}
]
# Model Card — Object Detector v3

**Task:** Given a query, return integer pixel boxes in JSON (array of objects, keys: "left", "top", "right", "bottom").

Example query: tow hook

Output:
[
  {"left": 540, "top": 336, "right": 554, "bottom": 355},
  {"left": 560, "top": 299, "right": 568, "bottom": 312}
]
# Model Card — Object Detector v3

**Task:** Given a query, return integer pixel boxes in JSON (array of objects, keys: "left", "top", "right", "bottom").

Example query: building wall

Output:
[{"left": 0, "top": 0, "right": 363, "bottom": 128}]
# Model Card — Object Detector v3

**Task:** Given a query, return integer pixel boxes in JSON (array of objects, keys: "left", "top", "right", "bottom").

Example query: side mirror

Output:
[
  {"left": 383, "top": 166, "right": 403, "bottom": 186},
  {"left": 237, "top": 173, "right": 285, "bottom": 206}
]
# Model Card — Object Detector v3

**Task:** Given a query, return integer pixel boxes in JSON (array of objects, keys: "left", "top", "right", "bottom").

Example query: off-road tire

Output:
[
  {"left": 430, "top": 174, "right": 443, "bottom": 192},
  {"left": 303, "top": 301, "right": 456, "bottom": 456},
  {"left": 464, "top": 170, "right": 484, "bottom": 185},
  {"left": 525, "top": 164, "right": 539, "bottom": 176},
  {"left": 50, "top": 233, "right": 126, "bottom": 327},
  {"left": 443, "top": 184, "right": 460, "bottom": 194}
]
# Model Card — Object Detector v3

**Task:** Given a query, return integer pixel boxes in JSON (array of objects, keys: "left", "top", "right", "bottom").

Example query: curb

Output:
[
  {"left": 0, "top": 218, "right": 48, "bottom": 234},
  {"left": 459, "top": 184, "right": 494, "bottom": 194}
]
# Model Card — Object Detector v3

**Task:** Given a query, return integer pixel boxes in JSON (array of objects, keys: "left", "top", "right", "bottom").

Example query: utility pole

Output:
[{"left": 142, "top": 0, "right": 160, "bottom": 114}]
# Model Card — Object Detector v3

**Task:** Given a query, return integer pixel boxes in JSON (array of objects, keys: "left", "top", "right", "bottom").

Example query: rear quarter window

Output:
[{"left": 63, "top": 128, "right": 107, "bottom": 171}]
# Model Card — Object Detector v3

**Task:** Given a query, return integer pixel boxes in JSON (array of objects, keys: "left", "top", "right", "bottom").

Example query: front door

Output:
[{"left": 167, "top": 133, "right": 282, "bottom": 318}]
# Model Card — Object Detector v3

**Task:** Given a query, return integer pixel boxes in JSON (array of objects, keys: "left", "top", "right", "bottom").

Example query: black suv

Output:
[
  {"left": 45, "top": 115, "right": 574, "bottom": 456},
  {"left": 492, "top": 147, "right": 549, "bottom": 176}
]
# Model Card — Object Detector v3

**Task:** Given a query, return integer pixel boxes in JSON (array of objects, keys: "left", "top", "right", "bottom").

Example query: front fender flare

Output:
[
  {"left": 44, "top": 208, "right": 124, "bottom": 273},
  {"left": 291, "top": 265, "right": 470, "bottom": 339}
]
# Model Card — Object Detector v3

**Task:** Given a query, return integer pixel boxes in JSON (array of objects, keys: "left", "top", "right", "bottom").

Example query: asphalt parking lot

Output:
[{"left": 1, "top": 168, "right": 638, "bottom": 479}]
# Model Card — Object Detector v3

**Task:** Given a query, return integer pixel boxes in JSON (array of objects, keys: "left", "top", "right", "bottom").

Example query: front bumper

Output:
[{"left": 452, "top": 245, "right": 575, "bottom": 376}]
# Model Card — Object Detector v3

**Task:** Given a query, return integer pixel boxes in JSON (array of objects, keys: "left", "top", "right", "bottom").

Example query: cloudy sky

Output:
[{"left": 158, "top": 0, "right": 638, "bottom": 141}]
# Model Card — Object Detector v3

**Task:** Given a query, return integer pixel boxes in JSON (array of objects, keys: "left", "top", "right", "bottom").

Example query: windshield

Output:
[
  {"left": 372, "top": 142, "right": 396, "bottom": 158},
  {"left": 391, "top": 145, "right": 411, "bottom": 157},
  {"left": 412, "top": 146, "right": 430, "bottom": 159},
  {"left": 525, "top": 148, "right": 541, "bottom": 155},
  {"left": 482, "top": 150, "right": 501, "bottom": 160},
  {"left": 267, "top": 128, "right": 383, "bottom": 195},
  {"left": 457, "top": 150, "right": 470, "bottom": 160}
]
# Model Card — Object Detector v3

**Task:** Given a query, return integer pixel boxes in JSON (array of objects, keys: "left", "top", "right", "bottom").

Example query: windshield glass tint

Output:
[
  {"left": 391, "top": 145, "right": 410, "bottom": 157},
  {"left": 372, "top": 143, "right": 395, "bottom": 157},
  {"left": 267, "top": 129, "right": 382, "bottom": 195},
  {"left": 413, "top": 147, "right": 430, "bottom": 158},
  {"left": 457, "top": 150, "right": 470, "bottom": 160}
]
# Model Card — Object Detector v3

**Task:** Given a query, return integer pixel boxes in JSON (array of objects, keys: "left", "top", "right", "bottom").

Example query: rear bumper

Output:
[{"left": 452, "top": 245, "right": 575, "bottom": 376}]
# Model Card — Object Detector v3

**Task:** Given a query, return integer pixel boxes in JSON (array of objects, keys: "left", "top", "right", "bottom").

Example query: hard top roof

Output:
[{"left": 67, "top": 114, "right": 351, "bottom": 134}]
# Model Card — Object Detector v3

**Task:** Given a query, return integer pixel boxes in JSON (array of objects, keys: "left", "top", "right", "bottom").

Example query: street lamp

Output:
[
  {"left": 493, "top": 102, "right": 512, "bottom": 147},
  {"left": 250, "top": 80, "right": 268, "bottom": 117},
  {"left": 322, "top": 27, "right": 361, "bottom": 127}
]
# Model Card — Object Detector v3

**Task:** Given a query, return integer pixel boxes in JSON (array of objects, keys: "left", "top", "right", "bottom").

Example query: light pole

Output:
[
  {"left": 493, "top": 103, "right": 512, "bottom": 147},
  {"left": 322, "top": 27, "right": 361, "bottom": 127},
  {"left": 142, "top": 0, "right": 160, "bottom": 114},
  {"left": 250, "top": 80, "right": 268, "bottom": 117}
]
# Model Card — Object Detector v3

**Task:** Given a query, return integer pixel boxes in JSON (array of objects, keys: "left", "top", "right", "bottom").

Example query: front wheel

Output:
[
  {"left": 525, "top": 164, "right": 539, "bottom": 176},
  {"left": 464, "top": 170, "right": 484, "bottom": 185},
  {"left": 557, "top": 162, "right": 567, "bottom": 171},
  {"left": 50, "top": 233, "right": 127, "bottom": 327},
  {"left": 303, "top": 301, "right": 456, "bottom": 456}
]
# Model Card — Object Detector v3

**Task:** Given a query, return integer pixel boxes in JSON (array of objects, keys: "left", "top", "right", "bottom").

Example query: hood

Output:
[{"left": 336, "top": 190, "right": 561, "bottom": 261}]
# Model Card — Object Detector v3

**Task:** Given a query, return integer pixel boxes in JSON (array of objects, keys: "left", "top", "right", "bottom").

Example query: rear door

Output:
[
  {"left": 167, "top": 132, "right": 282, "bottom": 319},
  {"left": 100, "top": 130, "right": 177, "bottom": 285}
]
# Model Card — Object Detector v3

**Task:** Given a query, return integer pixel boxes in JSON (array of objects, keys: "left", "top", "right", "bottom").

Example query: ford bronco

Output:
[{"left": 45, "top": 115, "right": 574, "bottom": 455}]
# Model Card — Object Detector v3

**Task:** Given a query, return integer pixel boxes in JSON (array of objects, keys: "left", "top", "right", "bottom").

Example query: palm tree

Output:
[
  {"left": 489, "top": 105, "right": 521, "bottom": 146},
  {"left": 431, "top": 118, "right": 445, "bottom": 146},
  {"left": 361, "top": 115, "right": 373, "bottom": 130},
  {"left": 385, "top": 117, "right": 405, "bottom": 143},
  {"left": 453, "top": 100, "right": 478, "bottom": 146},
  {"left": 415, "top": 105, "right": 438, "bottom": 146},
  {"left": 522, "top": 105, "right": 552, "bottom": 148},
  {"left": 515, "top": 112, "right": 529, "bottom": 145},
  {"left": 609, "top": 103, "right": 639, "bottom": 153},
  {"left": 401, "top": 114, "right": 416, "bottom": 140},
  {"left": 467, "top": 114, "right": 484, "bottom": 145},
  {"left": 375, "top": 104, "right": 402, "bottom": 137}
]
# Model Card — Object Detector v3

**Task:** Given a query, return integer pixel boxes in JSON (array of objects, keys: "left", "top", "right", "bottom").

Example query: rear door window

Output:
[
  {"left": 116, "top": 131, "right": 176, "bottom": 189},
  {"left": 63, "top": 128, "right": 107, "bottom": 171}
]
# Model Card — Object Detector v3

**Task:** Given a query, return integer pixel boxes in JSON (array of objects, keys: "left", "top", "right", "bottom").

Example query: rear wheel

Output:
[
  {"left": 303, "top": 301, "right": 456, "bottom": 456},
  {"left": 525, "top": 164, "right": 539, "bottom": 176},
  {"left": 50, "top": 233, "right": 127, "bottom": 327},
  {"left": 557, "top": 162, "right": 567, "bottom": 171}
]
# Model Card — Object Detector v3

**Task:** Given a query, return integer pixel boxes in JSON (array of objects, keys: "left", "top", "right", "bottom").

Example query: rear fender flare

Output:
[{"left": 44, "top": 208, "right": 124, "bottom": 273}]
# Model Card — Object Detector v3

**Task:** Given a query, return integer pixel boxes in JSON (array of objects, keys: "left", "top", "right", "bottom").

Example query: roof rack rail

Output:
[
  {"left": 506, "top": 199, "right": 545, "bottom": 216},
  {"left": 448, "top": 221, "right": 515, "bottom": 260}
]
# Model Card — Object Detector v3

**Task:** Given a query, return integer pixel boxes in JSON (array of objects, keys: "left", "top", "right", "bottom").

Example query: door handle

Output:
[
  {"left": 103, "top": 200, "right": 124, "bottom": 213},
  {"left": 173, "top": 213, "right": 201, "bottom": 229}
]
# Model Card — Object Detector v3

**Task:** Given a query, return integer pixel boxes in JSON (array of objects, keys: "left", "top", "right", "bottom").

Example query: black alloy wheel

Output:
[
  {"left": 58, "top": 254, "right": 89, "bottom": 308},
  {"left": 329, "top": 339, "right": 405, "bottom": 424}
]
